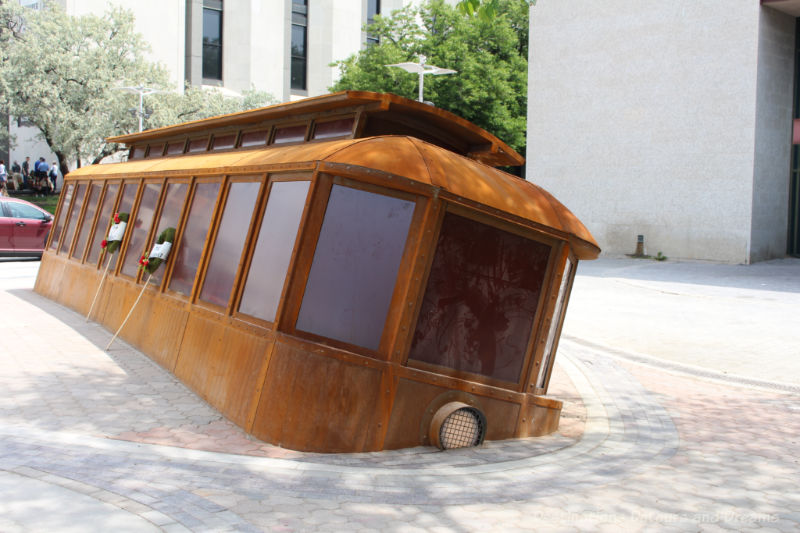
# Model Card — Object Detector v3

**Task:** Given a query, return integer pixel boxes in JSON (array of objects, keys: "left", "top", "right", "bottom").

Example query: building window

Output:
[
  {"left": 203, "top": 0, "right": 223, "bottom": 81},
  {"left": 291, "top": 1, "right": 307, "bottom": 91},
  {"left": 366, "top": 0, "right": 380, "bottom": 46},
  {"left": 86, "top": 183, "right": 119, "bottom": 266}
]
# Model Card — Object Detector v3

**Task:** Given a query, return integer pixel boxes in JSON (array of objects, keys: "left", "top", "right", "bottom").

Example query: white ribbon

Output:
[
  {"left": 107, "top": 221, "right": 127, "bottom": 241},
  {"left": 149, "top": 241, "right": 172, "bottom": 261}
]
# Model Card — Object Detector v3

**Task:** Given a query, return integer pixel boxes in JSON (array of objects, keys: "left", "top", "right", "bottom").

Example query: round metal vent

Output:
[{"left": 429, "top": 402, "right": 487, "bottom": 450}]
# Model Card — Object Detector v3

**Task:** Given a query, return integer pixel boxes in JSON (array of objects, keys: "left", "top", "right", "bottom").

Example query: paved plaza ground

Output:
[{"left": 0, "top": 257, "right": 798, "bottom": 532}]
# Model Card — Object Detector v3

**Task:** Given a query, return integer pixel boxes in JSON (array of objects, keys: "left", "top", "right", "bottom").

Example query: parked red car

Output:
[{"left": 0, "top": 197, "right": 53, "bottom": 258}]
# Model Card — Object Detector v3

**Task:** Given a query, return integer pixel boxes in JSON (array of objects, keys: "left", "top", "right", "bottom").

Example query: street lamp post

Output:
[
  {"left": 115, "top": 85, "right": 166, "bottom": 132},
  {"left": 385, "top": 56, "right": 457, "bottom": 103}
]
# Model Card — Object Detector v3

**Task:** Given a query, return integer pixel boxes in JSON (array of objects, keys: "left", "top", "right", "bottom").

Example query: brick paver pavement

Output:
[{"left": 0, "top": 258, "right": 798, "bottom": 531}]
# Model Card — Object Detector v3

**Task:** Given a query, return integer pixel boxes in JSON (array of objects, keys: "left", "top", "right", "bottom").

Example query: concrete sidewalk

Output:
[{"left": 0, "top": 257, "right": 798, "bottom": 532}]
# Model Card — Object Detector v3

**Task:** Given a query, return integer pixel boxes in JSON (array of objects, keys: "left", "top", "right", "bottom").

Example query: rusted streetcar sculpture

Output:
[{"left": 35, "top": 92, "right": 599, "bottom": 452}]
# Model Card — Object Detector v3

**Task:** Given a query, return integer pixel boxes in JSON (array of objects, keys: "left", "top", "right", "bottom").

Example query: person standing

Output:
[
  {"left": 21, "top": 156, "right": 31, "bottom": 189},
  {"left": 49, "top": 162, "right": 59, "bottom": 193},
  {"left": 10, "top": 161, "right": 22, "bottom": 191},
  {"left": 0, "top": 160, "right": 8, "bottom": 196}
]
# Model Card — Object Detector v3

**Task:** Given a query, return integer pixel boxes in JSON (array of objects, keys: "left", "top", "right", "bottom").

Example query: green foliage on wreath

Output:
[
  {"left": 103, "top": 212, "right": 129, "bottom": 254},
  {"left": 142, "top": 227, "right": 176, "bottom": 274}
]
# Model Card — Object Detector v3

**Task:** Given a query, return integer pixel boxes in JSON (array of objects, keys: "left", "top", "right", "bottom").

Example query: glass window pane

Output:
[
  {"left": 274, "top": 124, "right": 306, "bottom": 144},
  {"left": 169, "top": 181, "right": 220, "bottom": 297},
  {"left": 50, "top": 183, "right": 74, "bottom": 250},
  {"left": 121, "top": 183, "right": 161, "bottom": 278},
  {"left": 536, "top": 257, "right": 575, "bottom": 389},
  {"left": 188, "top": 137, "right": 208, "bottom": 152},
  {"left": 71, "top": 184, "right": 101, "bottom": 260},
  {"left": 202, "top": 8, "right": 222, "bottom": 80},
  {"left": 87, "top": 183, "right": 119, "bottom": 265},
  {"left": 130, "top": 146, "right": 145, "bottom": 159},
  {"left": 147, "top": 143, "right": 164, "bottom": 158},
  {"left": 290, "top": 56, "right": 306, "bottom": 90},
  {"left": 239, "top": 130, "right": 268, "bottom": 148},
  {"left": 409, "top": 214, "right": 551, "bottom": 383},
  {"left": 211, "top": 133, "right": 236, "bottom": 150},
  {"left": 59, "top": 183, "right": 86, "bottom": 254},
  {"left": 109, "top": 183, "right": 139, "bottom": 269},
  {"left": 239, "top": 180, "right": 309, "bottom": 322},
  {"left": 166, "top": 141, "right": 186, "bottom": 155},
  {"left": 7, "top": 203, "right": 46, "bottom": 219},
  {"left": 149, "top": 183, "right": 188, "bottom": 286},
  {"left": 296, "top": 185, "right": 415, "bottom": 351},
  {"left": 313, "top": 118, "right": 354, "bottom": 140},
  {"left": 199, "top": 181, "right": 260, "bottom": 307}
]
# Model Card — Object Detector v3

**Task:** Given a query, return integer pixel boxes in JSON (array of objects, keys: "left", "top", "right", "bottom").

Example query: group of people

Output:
[{"left": 0, "top": 156, "right": 59, "bottom": 197}]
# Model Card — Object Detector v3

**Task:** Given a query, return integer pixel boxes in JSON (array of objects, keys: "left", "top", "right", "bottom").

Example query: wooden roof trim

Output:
[{"left": 106, "top": 91, "right": 524, "bottom": 167}]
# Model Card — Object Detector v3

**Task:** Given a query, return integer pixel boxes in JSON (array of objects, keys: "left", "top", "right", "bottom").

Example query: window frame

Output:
[
  {"left": 194, "top": 174, "right": 266, "bottom": 314},
  {"left": 86, "top": 180, "right": 122, "bottom": 268},
  {"left": 163, "top": 176, "right": 224, "bottom": 302},
  {"left": 232, "top": 172, "right": 313, "bottom": 328},
  {"left": 58, "top": 181, "right": 89, "bottom": 257},
  {"left": 142, "top": 177, "right": 192, "bottom": 288},
  {"left": 290, "top": 0, "right": 308, "bottom": 93},
  {"left": 404, "top": 203, "right": 560, "bottom": 391},
  {"left": 202, "top": 0, "right": 224, "bottom": 83},
  {"left": 280, "top": 173, "right": 427, "bottom": 359},
  {"left": 70, "top": 182, "right": 103, "bottom": 262},
  {"left": 531, "top": 248, "right": 577, "bottom": 394}
]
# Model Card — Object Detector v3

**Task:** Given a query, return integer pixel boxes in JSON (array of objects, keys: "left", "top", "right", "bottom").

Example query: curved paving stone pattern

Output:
[{"left": 1, "top": 260, "right": 798, "bottom": 531}]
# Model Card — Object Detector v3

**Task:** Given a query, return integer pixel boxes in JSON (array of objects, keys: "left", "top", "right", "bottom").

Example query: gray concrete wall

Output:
[
  {"left": 751, "top": 7, "right": 795, "bottom": 262},
  {"left": 527, "top": 0, "right": 764, "bottom": 263}
]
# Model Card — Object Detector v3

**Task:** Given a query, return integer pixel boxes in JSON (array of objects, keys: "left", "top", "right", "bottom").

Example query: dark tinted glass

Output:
[
  {"left": 147, "top": 144, "right": 164, "bottom": 158},
  {"left": 211, "top": 134, "right": 236, "bottom": 150},
  {"left": 149, "top": 183, "right": 188, "bottom": 286},
  {"left": 409, "top": 214, "right": 551, "bottom": 383},
  {"left": 188, "top": 138, "right": 208, "bottom": 152},
  {"left": 166, "top": 141, "right": 186, "bottom": 155},
  {"left": 87, "top": 183, "right": 119, "bottom": 265},
  {"left": 239, "top": 130, "right": 268, "bottom": 148},
  {"left": 71, "top": 184, "right": 101, "bottom": 260},
  {"left": 295, "top": 185, "right": 415, "bottom": 351},
  {"left": 199, "top": 181, "right": 260, "bottom": 307},
  {"left": 130, "top": 146, "right": 146, "bottom": 159},
  {"left": 239, "top": 180, "right": 309, "bottom": 322},
  {"left": 273, "top": 124, "right": 306, "bottom": 144},
  {"left": 291, "top": 57, "right": 306, "bottom": 90},
  {"left": 60, "top": 183, "right": 86, "bottom": 254},
  {"left": 169, "top": 181, "right": 220, "bottom": 297},
  {"left": 202, "top": 7, "right": 222, "bottom": 80},
  {"left": 50, "top": 183, "right": 74, "bottom": 250},
  {"left": 121, "top": 183, "right": 161, "bottom": 278},
  {"left": 313, "top": 118, "right": 354, "bottom": 140}
]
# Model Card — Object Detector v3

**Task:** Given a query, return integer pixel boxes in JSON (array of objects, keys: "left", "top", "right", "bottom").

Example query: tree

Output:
[
  {"left": 0, "top": 3, "right": 275, "bottom": 176},
  {"left": 148, "top": 85, "right": 276, "bottom": 127},
  {"left": 456, "top": 0, "right": 536, "bottom": 21},
  {"left": 0, "top": 2, "right": 169, "bottom": 176},
  {"left": 330, "top": 0, "right": 529, "bottom": 158}
]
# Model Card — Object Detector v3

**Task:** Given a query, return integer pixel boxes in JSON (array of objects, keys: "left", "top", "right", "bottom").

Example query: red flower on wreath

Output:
[
  {"left": 114, "top": 212, "right": 121, "bottom": 224},
  {"left": 100, "top": 239, "right": 108, "bottom": 249},
  {"left": 138, "top": 254, "right": 149, "bottom": 269}
]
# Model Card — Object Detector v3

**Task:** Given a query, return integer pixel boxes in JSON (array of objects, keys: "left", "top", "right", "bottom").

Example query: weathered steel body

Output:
[{"left": 35, "top": 92, "right": 599, "bottom": 452}]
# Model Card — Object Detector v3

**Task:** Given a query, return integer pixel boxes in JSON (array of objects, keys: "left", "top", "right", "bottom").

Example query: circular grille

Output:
[{"left": 437, "top": 406, "right": 486, "bottom": 450}]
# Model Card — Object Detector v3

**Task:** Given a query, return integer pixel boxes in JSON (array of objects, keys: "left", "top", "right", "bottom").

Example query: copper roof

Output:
[
  {"left": 69, "top": 136, "right": 599, "bottom": 258},
  {"left": 106, "top": 91, "right": 525, "bottom": 167}
]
